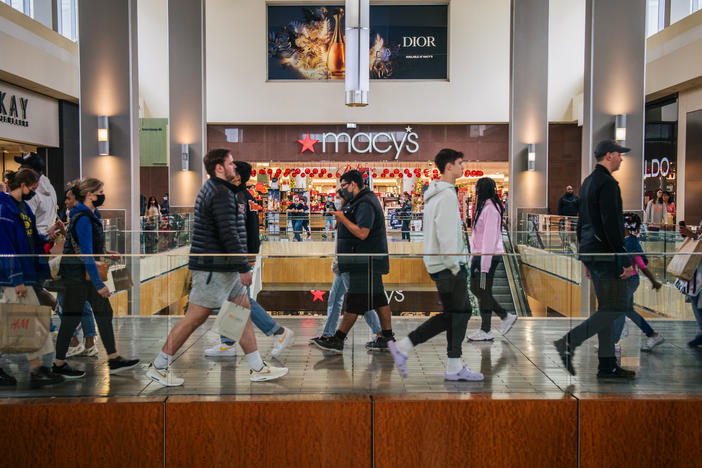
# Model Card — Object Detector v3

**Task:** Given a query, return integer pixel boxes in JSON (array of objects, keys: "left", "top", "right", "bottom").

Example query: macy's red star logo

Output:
[
  {"left": 297, "top": 133, "right": 318, "bottom": 153},
  {"left": 310, "top": 290, "right": 326, "bottom": 302}
]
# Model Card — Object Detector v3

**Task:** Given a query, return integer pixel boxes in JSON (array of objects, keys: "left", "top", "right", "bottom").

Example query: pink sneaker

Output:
[
  {"left": 444, "top": 366, "right": 484, "bottom": 381},
  {"left": 388, "top": 340, "right": 408, "bottom": 378}
]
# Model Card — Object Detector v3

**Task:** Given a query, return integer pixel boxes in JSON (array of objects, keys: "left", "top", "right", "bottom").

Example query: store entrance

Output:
[
  {"left": 0, "top": 139, "right": 36, "bottom": 176},
  {"left": 249, "top": 161, "right": 508, "bottom": 239}
]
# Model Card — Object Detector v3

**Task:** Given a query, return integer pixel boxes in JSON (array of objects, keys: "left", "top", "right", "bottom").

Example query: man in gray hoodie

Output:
[{"left": 389, "top": 149, "right": 484, "bottom": 381}]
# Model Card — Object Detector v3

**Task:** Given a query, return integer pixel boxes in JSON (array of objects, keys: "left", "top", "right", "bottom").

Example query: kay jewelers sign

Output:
[
  {"left": 0, "top": 81, "right": 59, "bottom": 148},
  {"left": 297, "top": 127, "right": 420, "bottom": 159}
]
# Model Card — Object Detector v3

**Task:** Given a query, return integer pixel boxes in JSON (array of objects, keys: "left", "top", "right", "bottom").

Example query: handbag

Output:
[
  {"left": 0, "top": 289, "right": 51, "bottom": 354},
  {"left": 111, "top": 267, "right": 133, "bottom": 291},
  {"left": 666, "top": 237, "right": 702, "bottom": 281},
  {"left": 68, "top": 235, "right": 109, "bottom": 282},
  {"left": 212, "top": 301, "right": 251, "bottom": 343}
]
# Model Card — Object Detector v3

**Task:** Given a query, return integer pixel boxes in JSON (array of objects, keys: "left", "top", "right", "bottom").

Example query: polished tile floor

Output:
[{"left": 1, "top": 317, "right": 700, "bottom": 398}]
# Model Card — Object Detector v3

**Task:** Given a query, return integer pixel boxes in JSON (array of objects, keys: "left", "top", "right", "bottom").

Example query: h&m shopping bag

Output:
[
  {"left": 0, "top": 292, "right": 51, "bottom": 354},
  {"left": 667, "top": 237, "right": 702, "bottom": 281},
  {"left": 212, "top": 301, "right": 251, "bottom": 343}
]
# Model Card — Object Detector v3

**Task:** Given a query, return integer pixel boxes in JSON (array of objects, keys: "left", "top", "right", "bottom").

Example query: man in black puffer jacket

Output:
[{"left": 147, "top": 149, "right": 287, "bottom": 387}]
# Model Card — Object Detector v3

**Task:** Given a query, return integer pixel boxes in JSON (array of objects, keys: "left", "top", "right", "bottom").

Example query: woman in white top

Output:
[
  {"left": 146, "top": 196, "right": 160, "bottom": 217},
  {"left": 644, "top": 189, "right": 666, "bottom": 226}
]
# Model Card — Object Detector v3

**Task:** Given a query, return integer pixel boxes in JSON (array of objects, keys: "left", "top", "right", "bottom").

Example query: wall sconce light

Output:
[
  {"left": 97, "top": 116, "right": 109, "bottom": 155},
  {"left": 346, "top": 122, "right": 357, "bottom": 129},
  {"left": 527, "top": 143, "right": 536, "bottom": 171},
  {"left": 615, "top": 114, "right": 627, "bottom": 143},
  {"left": 345, "top": 0, "right": 369, "bottom": 107},
  {"left": 181, "top": 144, "right": 189, "bottom": 171}
]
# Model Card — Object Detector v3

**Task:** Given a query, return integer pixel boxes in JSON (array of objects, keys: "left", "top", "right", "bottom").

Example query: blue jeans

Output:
[
  {"left": 613, "top": 275, "right": 655, "bottom": 342},
  {"left": 220, "top": 287, "right": 280, "bottom": 345},
  {"left": 322, "top": 272, "right": 382, "bottom": 336},
  {"left": 566, "top": 261, "right": 627, "bottom": 367},
  {"left": 292, "top": 219, "right": 303, "bottom": 241},
  {"left": 56, "top": 292, "right": 97, "bottom": 338}
]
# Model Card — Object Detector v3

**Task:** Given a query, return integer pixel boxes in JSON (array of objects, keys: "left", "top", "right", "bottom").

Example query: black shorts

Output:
[{"left": 345, "top": 271, "right": 388, "bottom": 315}]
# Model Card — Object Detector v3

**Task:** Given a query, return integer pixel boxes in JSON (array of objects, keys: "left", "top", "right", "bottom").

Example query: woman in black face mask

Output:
[{"left": 54, "top": 178, "right": 139, "bottom": 379}]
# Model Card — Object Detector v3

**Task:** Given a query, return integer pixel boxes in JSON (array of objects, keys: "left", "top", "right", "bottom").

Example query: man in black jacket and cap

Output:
[
  {"left": 557, "top": 185, "right": 579, "bottom": 217},
  {"left": 554, "top": 140, "right": 636, "bottom": 379}
]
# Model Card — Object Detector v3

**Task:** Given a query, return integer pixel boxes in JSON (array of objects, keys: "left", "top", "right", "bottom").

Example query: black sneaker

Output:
[
  {"left": 0, "top": 368, "right": 17, "bottom": 386},
  {"left": 597, "top": 365, "right": 636, "bottom": 380},
  {"left": 553, "top": 338, "right": 576, "bottom": 376},
  {"left": 52, "top": 363, "right": 86, "bottom": 379},
  {"left": 313, "top": 336, "right": 344, "bottom": 354},
  {"left": 108, "top": 356, "right": 140, "bottom": 374},
  {"left": 30, "top": 366, "right": 65, "bottom": 389},
  {"left": 366, "top": 336, "right": 392, "bottom": 352}
]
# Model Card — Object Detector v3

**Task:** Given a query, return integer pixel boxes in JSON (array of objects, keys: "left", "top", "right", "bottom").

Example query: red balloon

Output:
[
  {"left": 304, "top": 168, "right": 310, "bottom": 174},
  {"left": 383, "top": 168, "right": 389, "bottom": 174},
  {"left": 372, "top": 173, "right": 377, "bottom": 178},
  {"left": 398, "top": 174, "right": 404, "bottom": 178},
  {"left": 300, "top": 173, "right": 306, "bottom": 178},
  {"left": 320, "top": 168, "right": 326, "bottom": 174},
  {"left": 394, "top": 168, "right": 400, "bottom": 174},
  {"left": 477, "top": 171, "right": 484, "bottom": 176},
  {"left": 312, "top": 168, "right": 318, "bottom": 174},
  {"left": 327, "top": 173, "right": 333, "bottom": 178},
  {"left": 363, "top": 173, "right": 368, "bottom": 178},
  {"left": 389, "top": 173, "right": 395, "bottom": 178},
  {"left": 251, "top": 169, "right": 257, "bottom": 176},
  {"left": 464, "top": 170, "right": 470, "bottom": 177},
  {"left": 267, "top": 169, "right": 273, "bottom": 174}
]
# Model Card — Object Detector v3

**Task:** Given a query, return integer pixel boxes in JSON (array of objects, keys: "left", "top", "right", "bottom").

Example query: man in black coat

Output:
[
  {"left": 147, "top": 149, "right": 287, "bottom": 386},
  {"left": 554, "top": 140, "right": 636, "bottom": 379},
  {"left": 557, "top": 186, "right": 579, "bottom": 217}
]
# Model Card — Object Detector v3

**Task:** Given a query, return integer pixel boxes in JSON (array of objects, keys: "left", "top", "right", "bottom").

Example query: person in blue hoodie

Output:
[
  {"left": 0, "top": 169, "right": 64, "bottom": 388},
  {"left": 53, "top": 177, "right": 139, "bottom": 379}
]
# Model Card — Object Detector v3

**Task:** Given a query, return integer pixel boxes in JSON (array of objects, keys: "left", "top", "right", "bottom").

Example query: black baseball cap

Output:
[
  {"left": 594, "top": 140, "right": 630, "bottom": 158},
  {"left": 14, "top": 152, "right": 45, "bottom": 173}
]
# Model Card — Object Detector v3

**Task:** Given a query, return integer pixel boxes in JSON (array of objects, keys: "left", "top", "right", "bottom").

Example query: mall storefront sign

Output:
[{"left": 0, "top": 81, "right": 59, "bottom": 147}]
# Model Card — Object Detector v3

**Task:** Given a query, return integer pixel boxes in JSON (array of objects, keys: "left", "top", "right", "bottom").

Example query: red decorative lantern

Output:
[
  {"left": 398, "top": 173, "right": 404, "bottom": 178},
  {"left": 267, "top": 169, "right": 273, "bottom": 175},
  {"left": 251, "top": 169, "right": 257, "bottom": 176},
  {"left": 300, "top": 173, "right": 306, "bottom": 178},
  {"left": 304, "top": 168, "right": 310, "bottom": 174},
  {"left": 372, "top": 173, "right": 377, "bottom": 178},
  {"left": 464, "top": 170, "right": 470, "bottom": 177},
  {"left": 389, "top": 173, "right": 395, "bottom": 178},
  {"left": 477, "top": 170, "right": 484, "bottom": 177},
  {"left": 363, "top": 173, "right": 368, "bottom": 178},
  {"left": 393, "top": 168, "right": 400, "bottom": 174},
  {"left": 320, "top": 168, "right": 326, "bottom": 174},
  {"left": 327, "top": 173, "right": 333, "bottom": 178},
  {"left": 312, "top": 168, "right": 318, "bottom": 174}
]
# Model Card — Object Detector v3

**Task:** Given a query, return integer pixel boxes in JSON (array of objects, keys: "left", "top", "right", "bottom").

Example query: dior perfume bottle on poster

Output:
[{"left": 327, "top": 11, "right": 345, "bottom": 79}]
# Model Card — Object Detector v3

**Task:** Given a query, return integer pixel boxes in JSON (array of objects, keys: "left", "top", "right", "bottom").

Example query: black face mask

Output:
[
  {"left": 22, "top": 190, "right": 36, "bottom": 201},
  {"left": 340, "top": 186, "right": 354, "bottom": 202},
  {"left": 94, "top": 194, "right": 106, "bottom": 207}
]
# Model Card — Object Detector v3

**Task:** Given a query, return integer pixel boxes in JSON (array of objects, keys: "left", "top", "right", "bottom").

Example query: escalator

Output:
[{"left": 500, "top": 229, "right": 532, "bottom": 317}]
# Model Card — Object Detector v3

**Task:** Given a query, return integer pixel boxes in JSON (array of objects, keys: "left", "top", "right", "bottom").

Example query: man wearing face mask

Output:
[
  {"left": 314, "top": 170, "right": 395, "bottom": 353},
  {"left": 323, "top": 195, "right": 337, "bottom": 239},
  {"left": 161, "top": 193, "right": 169, "bottom": 214},
  {"left": 15, "top": 153, "right": 58, "bottom": 239}
]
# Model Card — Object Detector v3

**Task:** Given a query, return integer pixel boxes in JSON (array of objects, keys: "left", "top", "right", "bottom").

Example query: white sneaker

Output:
[
  {"left": 271, "top": 327, "right": 294, "bottom": 357},
  {"left": 641, "top": 334, "right": 664, "bottom": 352},
  {"left": 204, "top": 343, "right": 237, "bottom": 357},
  {"left": 468, "top": 330, "right": 494, "bottom": 341},
  {"left": 82, "top": 344, "right": 99, "bottom": 357},
  {"left": 501, "top": 314, "right": 518, "bottom": 335},
  {"left": 146, "top": 364, "right": 184, "bottom": 387},
  {"left": 66, "top": 343, "right": 85, "bottom": 358},
  {"left": 250, "top": 362, "right": 288, "bottom": 382}
]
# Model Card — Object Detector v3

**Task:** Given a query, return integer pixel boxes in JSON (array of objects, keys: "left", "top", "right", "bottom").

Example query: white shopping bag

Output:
[{"left": 212, "top": 301, "right": 251, "bottom": 343}]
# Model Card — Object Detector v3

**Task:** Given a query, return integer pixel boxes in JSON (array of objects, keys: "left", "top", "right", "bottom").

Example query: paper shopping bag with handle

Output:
[
  {"left": 666, "top": 237, "right": 702, "bottom": 281},
  {"left": 0, "top": 298, "right": 52, "bottom": 354},
  {"left": 212, "top": 301, "right": 251, "bottom": 343}
]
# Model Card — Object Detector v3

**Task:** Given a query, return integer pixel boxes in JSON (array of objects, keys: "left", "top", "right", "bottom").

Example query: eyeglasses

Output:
[{"left": 340, "top": 182, "right": 349, "bottom": 189}]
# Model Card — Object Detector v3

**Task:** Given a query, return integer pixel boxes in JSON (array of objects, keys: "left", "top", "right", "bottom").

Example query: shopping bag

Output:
[
  {"left": 212, "top": 301, "right": 251, "bottom": 343},
  {"left": 666, "top": 237, "right": 702, "bottom": 281},
  {"left": 111, "top": 267, "right": 133, "bottom": 291},
  {"left": 0, "top": 293, "right": 52, "bottom": 354}
]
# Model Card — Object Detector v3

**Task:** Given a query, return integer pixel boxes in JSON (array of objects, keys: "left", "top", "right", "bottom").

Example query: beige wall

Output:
[
  {"left": 0, "top": 2, "right": 78, "bottom": 101},
  {"left": 548, "top": 0, "right": 585, "bottom": 122},
  {"left": 676, "top": 86, "right": 702, "bottom": 222}
]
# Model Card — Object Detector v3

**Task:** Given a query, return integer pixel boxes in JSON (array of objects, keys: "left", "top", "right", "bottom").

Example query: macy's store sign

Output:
[{"left": 297, "top": 126, "right": 419, "bottom": 159}]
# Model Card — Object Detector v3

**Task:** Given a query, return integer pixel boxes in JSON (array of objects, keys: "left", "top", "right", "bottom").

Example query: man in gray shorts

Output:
[{"left": 146, "top": 149, "right": 288, "bottom": 386}]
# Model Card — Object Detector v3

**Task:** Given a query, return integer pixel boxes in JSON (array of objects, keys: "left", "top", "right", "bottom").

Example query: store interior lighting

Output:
[
  {"left": 345, "top": 0, "right": 369, "bottom": 107},
  {"left": 97, "top": 115, "right": 109, "bottom": 155},
  {"left": 615, "top": 114, "right": 627, "bottom": 144}
]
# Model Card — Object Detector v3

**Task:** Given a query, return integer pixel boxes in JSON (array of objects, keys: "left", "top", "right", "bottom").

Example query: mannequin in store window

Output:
[{"left": 643, "top": 189, "right": 665, "bottom": 226}]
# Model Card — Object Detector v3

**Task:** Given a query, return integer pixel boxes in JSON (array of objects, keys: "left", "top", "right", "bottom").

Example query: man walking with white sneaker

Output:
[
  {"left": 389, "top": 149, "right": 483, "bottom": 381},
  {"left": 147, "top": 149, "right": 287, "bottom": 386}
]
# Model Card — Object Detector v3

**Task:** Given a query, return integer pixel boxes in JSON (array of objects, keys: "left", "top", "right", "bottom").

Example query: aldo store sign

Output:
[{"left": 0, "top": 82, "right": 58, "bottom": 148}]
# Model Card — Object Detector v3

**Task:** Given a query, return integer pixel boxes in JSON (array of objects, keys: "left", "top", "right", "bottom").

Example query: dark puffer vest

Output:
[{"left": 59, "top": 208, "right": 105, "bottom": 283}]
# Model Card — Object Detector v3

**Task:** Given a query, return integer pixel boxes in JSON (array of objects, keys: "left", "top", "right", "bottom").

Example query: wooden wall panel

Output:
[
  {"left": 165, "top": 395, "right": 371, "bottom": 468},
  {"left": 139, "top": 267, "right": 191, "bottom": 315},
  {"left": 0, "top": 397, "right": 164, "bottom": 468},
  {"left": 579, "top": 395, "right": 702, "bottom": 468},
  {"left": 374, "top": 394, "right": 578, "bottom": 468},
  {"left": 520, "top": 265, "right": 581, "bottom": 317},
  {"left": 548, "top": 124, "right": 582, "bottom": 215}
]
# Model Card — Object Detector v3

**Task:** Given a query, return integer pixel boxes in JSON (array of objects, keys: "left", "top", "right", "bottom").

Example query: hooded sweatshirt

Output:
[
  {"left": 423, "top": 180, "right": 468, "bottom": 275},
  {"left": 26, "top": 174, "right": 57, "bottom": 237},
  {"left": 470, "top": 199, "right": 505, "bottom": 273}
]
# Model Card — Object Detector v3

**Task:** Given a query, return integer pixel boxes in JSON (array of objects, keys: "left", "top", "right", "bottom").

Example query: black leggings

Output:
[
  {"left": 55, "top": 282, "right": 117, "bottom": 360},
  {"left": 470, "top": 256, "right": 507, "bottom": 332}
]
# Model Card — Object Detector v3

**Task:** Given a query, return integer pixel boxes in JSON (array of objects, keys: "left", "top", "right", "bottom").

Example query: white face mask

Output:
[{"left": 334, "top": 199, "right": 343, "bottom": 210}]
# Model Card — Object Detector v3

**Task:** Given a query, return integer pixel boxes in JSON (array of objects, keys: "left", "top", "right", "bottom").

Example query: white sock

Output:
[
  {"left": 246, "top": 351, "right": 264, "bottom": 372},
  {"left": 446, "top": 358, "right": 463, "bottom": 374},
  {"left": 154, "top": 351, "right": 172, "bottom": 369},
  {"left": 397, "top": 337, "right": 413, "bottom": 356}
]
